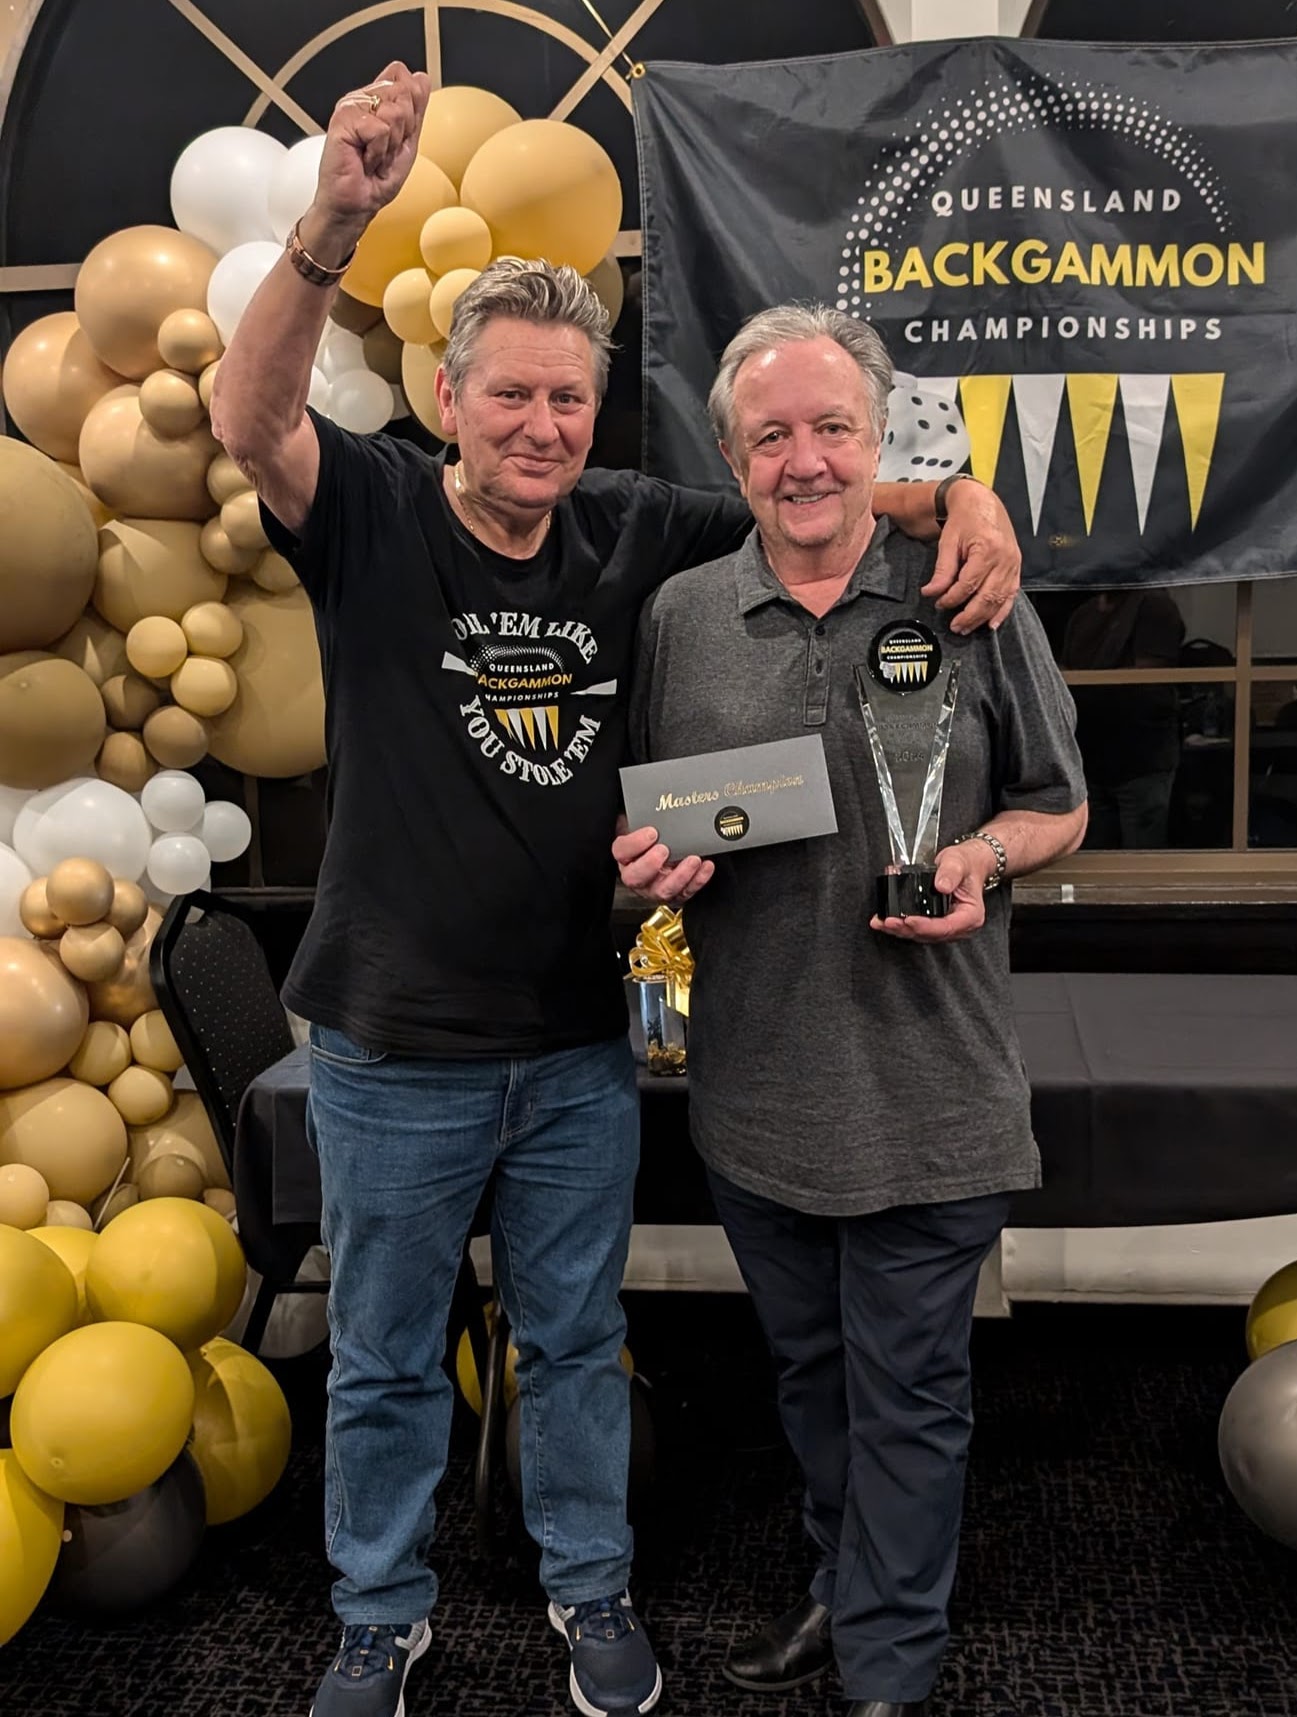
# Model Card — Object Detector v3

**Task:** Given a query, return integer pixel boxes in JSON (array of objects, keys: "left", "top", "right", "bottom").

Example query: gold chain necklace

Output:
[{"left": 453, "top": 462, "right": 552, "bottom": 548}]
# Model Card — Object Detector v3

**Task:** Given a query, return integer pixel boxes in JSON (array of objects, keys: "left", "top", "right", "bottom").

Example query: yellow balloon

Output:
[
  {"left": 86, "top": 1196, "right": 246, "bottom": 1352},
  {"left": 75, "top": 225, "right": 218, "bottom": 382},
  {"left": 28, "top": 1224, "right": 95, "bottom": 1321},
  {"left": 343, "top": 155, "right": 458, "bottom": 307},
  {"left": 382, "top": 268, "right": 437, "bottom": 345},
  {"left": 0, "top": 1222, "right": 78, "bottom": 1395},
  {"left": 0, "top": 1449, "right": 64, "bottom": 1646},
  {"left": 418, "top": 85, "right": 521, "bottom": 191},
  {"left": 429, "top": 269, "right": 481, "bottom": 342},
  {"left": 10, "top": 1321, "right": 195, "bottom": 1505},
  {"left": 1247, "top": 1261, "right": 1297, "bottom": 1360},
  {"left": 461, "top": 120, "right": 622, "bottom": 277},
  {"left": 188, "top": 1337, "right": 292, "bottom": 1524},
  {"left": 420, "top": 206, "right": 493, "bottom": 276},
  {"left": 0, "top": 312, "right": 123, "bottom": 463}
]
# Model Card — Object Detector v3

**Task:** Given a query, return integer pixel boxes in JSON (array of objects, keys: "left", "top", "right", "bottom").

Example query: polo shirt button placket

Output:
[{"left": 805, "top": 621, "right": 830, "bottom": 725}]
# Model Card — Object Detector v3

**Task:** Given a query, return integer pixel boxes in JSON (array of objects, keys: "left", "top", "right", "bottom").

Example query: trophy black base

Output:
[{"left": 876, "top": 867, "right": 948, "bottom": 919}]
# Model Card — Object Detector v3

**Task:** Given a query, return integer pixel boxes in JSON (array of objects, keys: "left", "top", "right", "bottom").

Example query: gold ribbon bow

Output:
[{"left": 628, "top": 905, "right": 693, "bottom": 1018}]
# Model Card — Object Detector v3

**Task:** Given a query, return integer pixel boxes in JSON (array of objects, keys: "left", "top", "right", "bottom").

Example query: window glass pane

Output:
[
  {"left": 1031, "top": 585, "right": 1236, "bottom": 673},
  {"left": 1253, "top": 576, "right": 1297, "bottom": 669}
]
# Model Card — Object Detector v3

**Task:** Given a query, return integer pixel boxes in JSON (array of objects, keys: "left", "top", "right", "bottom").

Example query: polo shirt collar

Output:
[{"left": 734, "top": 513, "right": 905, "bottom": 615}]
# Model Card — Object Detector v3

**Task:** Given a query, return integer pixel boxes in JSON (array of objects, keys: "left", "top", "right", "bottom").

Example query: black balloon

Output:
[{"left": 50, "top": 1450, "right": 207, "bottom": 1618}]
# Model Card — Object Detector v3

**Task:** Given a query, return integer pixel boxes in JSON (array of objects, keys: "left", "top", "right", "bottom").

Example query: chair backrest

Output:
[{"left": 150, "top": 891, "right": 296, "bottom": 1172}]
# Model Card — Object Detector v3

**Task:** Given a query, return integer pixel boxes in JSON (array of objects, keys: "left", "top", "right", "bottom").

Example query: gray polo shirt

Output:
[{"left": 631, "top": 518, "right": 1087, "bottom": 1216}]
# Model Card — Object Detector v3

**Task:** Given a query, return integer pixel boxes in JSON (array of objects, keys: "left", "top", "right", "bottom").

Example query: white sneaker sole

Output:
[
  {"left": 309, "top": 1620, "right": 431, "bottom": 1717},
  {"left": 547, "top": 1602, "right": 663, "bottom": 1717}
]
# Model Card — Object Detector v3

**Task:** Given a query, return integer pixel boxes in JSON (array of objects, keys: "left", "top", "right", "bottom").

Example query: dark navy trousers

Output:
[{"left": 708, "top": 1168, "right": 1010, "bottom": 1705}]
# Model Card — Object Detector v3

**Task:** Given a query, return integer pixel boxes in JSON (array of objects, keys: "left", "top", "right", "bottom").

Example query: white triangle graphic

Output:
[
  {"left": 920, "top": 377, "right": 961, "bottom": 405},
  {"left": 1119, "top": 375, "right": 1170, "bottom": 535},
  {"left": 1011, "top": 375, "right": 1066, "bottom": 534}
]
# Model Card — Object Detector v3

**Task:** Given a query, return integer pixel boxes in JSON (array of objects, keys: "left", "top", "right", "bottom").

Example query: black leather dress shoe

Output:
[
  {"left": 722, "top": 1592, "right": 833, "bottom": 1690},
  {"left": 844, "top": 1700, "right": 929, "bottom": 1716}
]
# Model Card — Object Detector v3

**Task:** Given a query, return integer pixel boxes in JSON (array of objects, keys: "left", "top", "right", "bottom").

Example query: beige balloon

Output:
[
  {"left": 75, "top": 225, "right": 218, "bottom": 381},
  {"left": 0, "top": 1163, "right": 50, "bottom": 1229},
  {"left": 206, "top": 455, "right": 248, "bottom": 508},
  {"left": 97, "top": 731, "right": 157, "bottom": 794},
  {"left": 42, "top": 1200, "right": 95, "bottom": 1232},
  {"left": 343, "top": 155, "right": 458, "bottom": 307},
  {"left": 59, "top": 923, "right": 126, "bottom": 984},
  {"left": 139, "top": 369, "right": 205, "bottom": 439},
  {"left": 0, "top": 1076, "right": 127, "bottom": 1204},
  {"left": 250, "top": 552, "right": 299, "bottom": 594},
  {"left": 429, "top": 269, "right": 481, "bottom": 341},
  {"left": 52, "top": 610, "right": 127, "bottom": 688},
  {"left": 206, "top": 584, "right": 325, "bottom": 777},
  {"left": 220, "top": 491, "right": 269, "bottom": 553},
  {"left": 199, "top": 519, "right": 259, "bottom": 578},
  {"left": 67, "top": 1019, "right": 132, "bottom": 1086},
  {"left": 381, "top": 269, "right": 437, "bottom": 346},
  {"left": 92, "top": 1182, "right": 138, "bottom": 1227},
  {"left": 19, "top": 879, "right": 63, "bottom": 939},
  {"left": 197, "top": 361, "right": 221, "bottom": 411},
  {"left": 418, "top": 85, "right": 522, "bottom": 191},
  {"left": 80, "top": 388, "right": 219, "bottom": 522},
  {"left": 84, "top": 906, "right": 160, "bottom": 1028},
  {"left": 420, "top": 205, "right": 493, "bottom": 276},
  {"left": 171, "top": 655, "right": 238, "bottom": 718},
  {"left": 401, "top": 341, "right": 452, "bottom": 440},
  {"left": 1, "top": 312, "right": 123, "bottom": 461},
  {"left": 129, "top": 1009, "right": 182, "bottom": 1074},
  {"left": 460, "top": 120, "right": 623, "bottom": 277},
  {"left": 106, "top": 879, "right": 148, "bottom": 940},
  {"left": 129, "top": 1089, "right": 227, "bottom": 1193},
  {"left": 126, "top": 616, "right": 188, "bottom": 680},
  {"left": 181, "top": 601, "right": 243, "bottom": 659},
  {"left": 107, "top": 1065, "right": 173, "bottom": 1127},
  {"left": 95, "top": 517, "right": 228, "bottom": 632},
  {"left": 157, "top": 308, "right": 223, "bottom": 375},
  {"left": 0, "top": 652, "right": 107, "bottom": 790},
  {"left": 46, "top": 858, "right": 115, "bottom": 927},
  {"left": 100, "top": 672, "right": 161, "bottom": 731},
  {"left": 56, "top": 463, "right": 116, "bottom": 529},
  {"left": 142, "top": 705, "right": 210, "bottom": 769},
  {"left": 137, "top": 1147, "right": 205, "bottom": 1201},
  {"left": 0, "top": 439, "right": 101, "bottom": 653}
]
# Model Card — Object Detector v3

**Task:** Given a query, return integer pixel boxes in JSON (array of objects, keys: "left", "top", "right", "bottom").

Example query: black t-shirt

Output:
[{"left": 262, "top": 413, "right": 749, "bottom": 1056}]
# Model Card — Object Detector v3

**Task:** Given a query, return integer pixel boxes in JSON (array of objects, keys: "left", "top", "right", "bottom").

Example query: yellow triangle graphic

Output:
[
  {"left": 545, "top": 706, "right": 559, "bottom": 744},
  {"left": 958, "top": 376, "right": 1013, "bottom": 487},
  {"left": 1170, "top": 373, "right": 1225, "bottom": 530},
  {"left": 495, "top": 709, "right": 512, "bottom": 735},
  {"left": 1066, "top": 374, "right": 1119, "bottom": 535}
]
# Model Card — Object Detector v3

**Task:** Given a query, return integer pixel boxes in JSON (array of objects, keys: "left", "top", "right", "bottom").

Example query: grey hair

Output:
[
  {"left": 442, "top": 256, "right": 613, "bottom": 399},
  {"left": 707, "top": 305, "right": 893, "bottom": 450}
]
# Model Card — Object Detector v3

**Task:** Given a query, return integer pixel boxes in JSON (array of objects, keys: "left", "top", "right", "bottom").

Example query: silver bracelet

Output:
[{"left": 954, "top": 829, "right": 1007, "bottom": 891}]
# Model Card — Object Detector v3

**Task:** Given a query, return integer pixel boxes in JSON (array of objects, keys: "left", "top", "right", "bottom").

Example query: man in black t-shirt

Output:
[{"left": 210, "top": 61, "right": 1024, "bottom": 1717}]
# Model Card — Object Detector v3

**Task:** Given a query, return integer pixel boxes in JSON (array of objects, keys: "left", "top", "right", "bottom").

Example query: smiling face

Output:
[
  {"left": 721, "top": 336, "right": 883, "bottom": 567},
  {"left": 436, "top": 316, "right": 599, "bottom": 518}
]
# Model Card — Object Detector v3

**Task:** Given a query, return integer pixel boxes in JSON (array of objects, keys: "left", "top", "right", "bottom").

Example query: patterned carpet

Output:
[{"left": 3, "top": 1299, "right": 1295, "bottom": 1717}]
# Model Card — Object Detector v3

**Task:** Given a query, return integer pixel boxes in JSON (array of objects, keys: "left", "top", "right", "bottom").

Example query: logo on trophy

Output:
[{"left": 854, "top": 623, "right": 960, "bottom": 919}]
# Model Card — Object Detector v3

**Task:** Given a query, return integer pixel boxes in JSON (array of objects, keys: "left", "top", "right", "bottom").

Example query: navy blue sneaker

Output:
[
  {"left": 548, "top": 1592, "right": 662, "bottom": 1717},
  {"left": 310, "top": 1620, "right": 430, "bottom": 1717}
]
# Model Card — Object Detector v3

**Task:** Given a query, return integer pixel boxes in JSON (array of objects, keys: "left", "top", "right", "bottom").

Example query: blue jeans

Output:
[{"left": 306, "top": 1025, "right": 639, "bottom": 1624}]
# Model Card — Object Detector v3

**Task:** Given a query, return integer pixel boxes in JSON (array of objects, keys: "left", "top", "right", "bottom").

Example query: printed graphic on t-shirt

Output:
[{"left": 442, "top": 607, "right": 617, "bottom": 788}]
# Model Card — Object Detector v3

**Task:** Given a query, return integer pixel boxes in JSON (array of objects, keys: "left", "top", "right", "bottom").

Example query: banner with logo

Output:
[{"left": 635, "top": 40, "right": 1297, "bottom": 587}]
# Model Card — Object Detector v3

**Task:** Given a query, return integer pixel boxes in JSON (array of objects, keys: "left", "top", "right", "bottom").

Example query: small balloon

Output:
[
  {"left": 200, "top": 800, "right": 252, "bottom": 863},
  {"left": 141, "top": 770, "right": 206, "bottom": 834},
  {"left": 147, "top": 834, "right": 210, "bottom": 897}
]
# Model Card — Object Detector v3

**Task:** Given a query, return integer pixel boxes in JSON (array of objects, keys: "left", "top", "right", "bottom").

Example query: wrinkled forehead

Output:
[{"left": 461, "top": 315, "right": 597, "bottom": 387}]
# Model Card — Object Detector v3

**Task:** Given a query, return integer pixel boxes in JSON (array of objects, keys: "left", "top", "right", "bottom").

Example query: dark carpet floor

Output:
[{"left": 3, "top": 1299, "right": 1296, "bottom": 1717}]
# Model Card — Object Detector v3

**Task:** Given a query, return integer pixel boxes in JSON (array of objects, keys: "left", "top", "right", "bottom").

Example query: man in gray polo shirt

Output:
[{"left": 614, "top": 307, "right": 1087, "bottom": 1717}]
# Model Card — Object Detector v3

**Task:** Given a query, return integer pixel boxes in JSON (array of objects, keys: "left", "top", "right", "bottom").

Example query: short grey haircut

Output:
[
  {"left": 442, "top": 256, "right": 614, "bottom": 399},
  {"left": 707, "top": 304, "right": 893, "bottom": 451}
]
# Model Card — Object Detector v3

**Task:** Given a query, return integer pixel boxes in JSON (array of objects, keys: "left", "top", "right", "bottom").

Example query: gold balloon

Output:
[
  {"left": 363, "top": 319, "right": 406, "bottom": 383},
  {"left": 220, "top": 490, "right": 268, "bottom": 553},
  {"left": 329, "top": 290, "right": 383, "bottom": 335},
  {"left": 461, "top": 120, "right": 623, "bottom": 277},
  {"left": 401, "top": 341, "right": 452, "bottom": 440},
  {"left": 0, "top": 652, "right": 106, "bottom": 792},
  {"left": 79, "top": 388, "right": 219, "bottom": 522},
  {"left": 0, "top": 1076, "right": 127, "bottom": 1204},
  {"left": 343, "top": 154, "right": 458, "bottom": 307},
  {"left": 381, "top": 268, "right": 437, "bottom": 346},
  {"left": 59, "top": 923, "right": 126, "bottom": 984},
  {"left": 106, "top": 879, "right": 148, "bottom": 940},
  {"left": 0, "top": 1448, "right": 65, "bottom": 1646},
  {"left": 0, "top": 440, "right": 100, "bottom": 653},
  {"left": 585, "top": 253, "right": 625, "bottom": 330},
  {"left": 85, "top": 1197, "right": 246, "bottom": 1354},
  {"left": 187, "top": 1337, "right": 291, "bottom": 1524},
  {"left": 29, "top": 1224, "right": 95, "bottom": 1328},
  {"left": 139, "top": 369, "right": 205, "bottom": 439},
  {"left": 171, "top": 656, "right": 238, "bottom": 718},
  {"left": 250, "top": 551, "right": 299, "bottom": 594},
  {"left": 100, "top": 671, "right": 161, "bottom": 731},
  {"left": 46, "top": 857, "right": 115, "bottom": 927},
  {"left": 67, "top": 1019, "right": 132, "bottom": 1087},
  {"left": 126, "top": 616, "right": 189, "bottom": 681},
  {"left": 429, "top": 269, "right": 481, "bottom": 341},
  {"left": 19, "top": 879, "right": 63, "bottom": 940},
  {"left": 418, "top": 85, "right": 521, "bottom": 191},
  {"left": 129, "top": 1090, "right": 226, "bottom": 1193},
  {"left": 156, "top": 308, "right": 223, "bottom": 375},
  {"left": 0, "top": 1225, "right": 78, "bottom": 1396},
  {"left": 84, "top": 906, "right": 160, "bottom": 1028},
  {"left": 420, "top": 204, "right": 493, "bottom": 276},
  {"left": 75, "top": 225, "right": 218, "bottom": 381},
  {"left": 205, "top": 454, "right": 248, "bottom": 508},
  {"left": 206, "top": 584, "right": 324, "bottom": 776},
  {"left": 129, "top": 1008, "right": 182, "bottom": 1074},
  {"left": 0, "top": 1162, "right": 50, "bottom": 1229},
  {"left": 142, "top": 705, "right": 210, "bottom": 769},
  {"left": 0, "top": 312, "right": 123, "bottom": 463},
  {"left": 181, "top": 601, "right": 243, "bottom": 659},
  {"left": 52, "top": 610, "right": 127, "bottom": 688},
  {"left": 95, "top": 517, "right": 228, "bottom": 633},
  {"left": 107, "top": 1064, "right": 173, "bottom": 1127},
  {"left": 97, "top": 731, "right": 156, "bottom": 793}
]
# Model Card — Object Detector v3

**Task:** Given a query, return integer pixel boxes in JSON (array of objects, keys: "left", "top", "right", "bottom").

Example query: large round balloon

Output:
[
  {"left": 1219, "top": 1341, "right": 1297, "bottom": 1548},
  {"left": 95, "top": 517, "right": 228, "bottom": 634},
  {"left": 343, "top": 155, "right": 457, "bottom": 307},
  {"left": 268, "top": 135, "right": 328, "bottom": 243},
  {"left": 79, "top": 388, "right": 218, "bottom": 522},
  {"left": 0, "top": 653, "right": 106, "bottom": 791},
  {"left": 10, "top": 1321, "right": 195, "bottom": 1506},
  {"left": 206, "top": 241, "right": 284, "bottom": 346},
  {"left": 50, "top": 1449, "right": 206, "bottom": 1619},
  {"left": 75, "top": 226, "right": 218, "bottom": 382},
  {"left": 0, "top": 1448, "right": 64, "bottom": 1645},
  {"left": 12, "top": 776, "right": 152, "bottom": 880},
  {"left": 418, "top": 85, "right": 521, "bottom": 191},
  {"left": 0, "top": 1224, "right": 78, "bottom": 1397},
  {"left": 0, "top": 937, "right": 89, "bottom": 1090},
  {"left": 171, "top": 126, "right": 285, "bottom": 257},
  {"left": 86, "top": 1196, "right": 246, "bottom": 1352},
  {"left": 205, "top": 584, "right": 325, "bottom": 777},
  {"left": 0, "top": 1076, "right": 127, "bottom": 1203},
  {"left": 460, "top": 121, "right": 622, "bottom": 277},
  {"left": 188, "top": 1337, "right": 291, "bottom": 1523},
  {"left": 0, "top": 313, "right": 123, "bottom": 464}
]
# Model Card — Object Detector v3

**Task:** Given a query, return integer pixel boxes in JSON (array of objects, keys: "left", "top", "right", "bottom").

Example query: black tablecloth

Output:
[{"left": 236, "top": 973, "right": 1297, "bottom": 1234}]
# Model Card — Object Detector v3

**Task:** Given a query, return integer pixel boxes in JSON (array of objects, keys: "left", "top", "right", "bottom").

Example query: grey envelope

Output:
[{"left": 620, "top": 735, "right": 838, "bottom": 859}]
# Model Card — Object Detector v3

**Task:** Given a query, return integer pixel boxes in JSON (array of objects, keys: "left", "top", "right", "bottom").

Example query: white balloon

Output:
[
  {"left": 207, "top": 240, "right": 284, "bottom": 345},
  {"left": 200, "top": 801, "right": 252, "bottom": 863},
  {"left": 12, "top": 777, "right": 153, "bottom": 881},
  {"left": 0, "top": 784, "right": 32, "bottom": 847},
  {"left": 320, "top": 328, "right": 367, "bottom": 382},
  {"left": 141, "top": 769, "right": 207, "bottom": 834},
  {"left": 329, "top": 369, "right": 393, "bottom": 435},
  {"left": 0, "top": 843, "right": 32, "bottom": 938},
  {"left": 267, "top": 135, "right": 328, "bottom": 243},
  {"left": 147, "top": 833, "right": 212, "bottom": 897},
  {"left": 170, "top": 126, "right": 286, "bottom": 256},
  {"left": 308, "top": 366, "right": 331, "bottom": 413}
]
